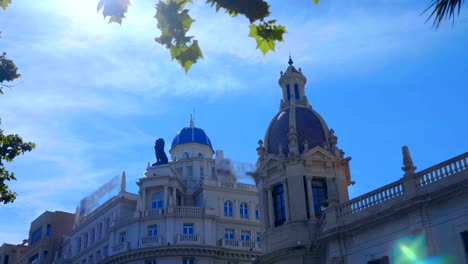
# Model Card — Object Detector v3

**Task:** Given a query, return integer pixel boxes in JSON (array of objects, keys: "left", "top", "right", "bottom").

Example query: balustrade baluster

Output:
[{"left": 462, "top": 158, "right": 468, "bottom": 171}]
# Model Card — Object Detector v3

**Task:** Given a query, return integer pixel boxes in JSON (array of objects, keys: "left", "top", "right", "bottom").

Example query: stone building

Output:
[
  {"left": 15, "top": 211, "right": 75, "bottom": 264},
  {"left": 55, "top": 121, "right": 262, "bottom": 264},
  {"left": 253, "top": 58, "right": 468, "bottom": 263},
  {"left": 0, "top": 243, "right": 28, "bottom": 264}
]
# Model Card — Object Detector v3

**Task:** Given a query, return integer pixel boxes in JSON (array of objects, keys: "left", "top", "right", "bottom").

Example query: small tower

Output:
[{"left": 254, "top": 57, "right": 353, "bottom": 263}]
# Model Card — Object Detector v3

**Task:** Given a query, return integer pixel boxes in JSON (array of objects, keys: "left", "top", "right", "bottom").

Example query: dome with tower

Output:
[{"left": 264, "top": 57, "right": 330, "bottom": 155}]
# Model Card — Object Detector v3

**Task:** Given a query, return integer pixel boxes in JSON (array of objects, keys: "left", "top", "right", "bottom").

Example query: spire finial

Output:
[
  {"left": 288, "top": 53, "right": 293, "bottom": 65},
  {"left": 189, "top": 113, "right": 194, "bottom": 128},
  {"left": 120, "top": 171, "right": 126, "bottom": 193},
  {"left": 402, "top": 145, "right": 416, "bottom": 176}
]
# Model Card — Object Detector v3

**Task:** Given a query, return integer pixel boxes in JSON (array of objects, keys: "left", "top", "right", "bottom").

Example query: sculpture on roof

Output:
[{"left": 153, "top": 138, "right": 168, "bottom": 166}]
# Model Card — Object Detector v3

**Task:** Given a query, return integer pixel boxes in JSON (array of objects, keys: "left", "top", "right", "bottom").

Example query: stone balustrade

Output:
[
  {"left": 176, "top": 234, "right": 201, "bottom": 244},
  {"left": 220, "top": 239, "right": 261, "bottom": 251},
  {"left": 335, "top": 152, "right": 468, "bottom": 223},
  {"left": 337, "top": 180, "right": 404, "bottom": 217},
  {"left": 417, "top": 152, "right": 468, "bottom": 187},
  {"left": 173, "top": 206, "right": 205, "bottom": 216},
  {"left": 112, "top": 242, "right": 129, "bottom": 252},
  {"left": 202, "top": 179, "right": 257, "bottom": 192},
  {"left": 144, "top": 208, "right": 164, "bottom": 217},
  {"left": 141, "top": 235, "right": 164, "bottom": 247}
]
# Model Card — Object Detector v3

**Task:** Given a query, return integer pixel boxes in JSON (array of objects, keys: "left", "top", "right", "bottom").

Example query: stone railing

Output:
[
  {"left": 175, "top": 234, "right": 201, "bottom": 244},
  {"left": 112, "top": 242, "right": 129, "bottom": 252},
  {"left": 337, "top": 180, "right": 404, "bottom": 217},
  {"left": 144, "top": 208, "right": 164, "bottom": 217},
  {"left": 220, "top": 239, "right": 261, "bottom": 251},
  {"left": 202, "top": 179, "right": 257, "bottom": 192},
  {"left": 335, "top": 152, "right": 468, "bottom": 223},
  {"left": 416, "top": 152, "right": 468, "bottom": 187},
  {"left": 173, "top": 206, "right": 205, "bottom": 216},
  {"left": 141, "top": 235, "right": 164, "bottom": 247}
]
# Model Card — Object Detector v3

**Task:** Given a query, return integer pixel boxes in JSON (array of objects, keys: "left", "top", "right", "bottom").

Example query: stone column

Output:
[
  {"left": 267, "top": 188, "right": 274, "bottom": 228},
  {"left": 249, "top": 201, "right": 253, "bottom": 221},
  {"left": 141, "top": 189, "right": 146, "bottom": 213},
  {"left": 172, "top": 187, "right": 177, "bottom": 207},
  {"left": 163, "top": 185, "right": 168, "bottom": 211},
  {"left": 283, "top": 180, "right": 290, "bottom": 223},
  {"left": 306, "top": 176, "right": 315, "bottom": 218},
  {"left": 234, "top": 200, "right": 239, "bottom": 219}
]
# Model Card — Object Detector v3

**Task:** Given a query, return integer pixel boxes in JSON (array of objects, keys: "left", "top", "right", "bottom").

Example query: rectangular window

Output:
[
  {"left": 147, "top": 225, "right": 158, "bottom": 236},
  {"left": 256, "top": 232, "right": 261, "bottom": 242},
  {"left": 200, "top": 166, "right": 204, "bottom": 177},
  {"left": 119, "top": 232, "right": 127, "bottom": 243},
  {"left": 312, "top": 180, "right": 327, "bottom": 216},
  {"left": 183, "top": 224, "right": 194, "bottom": 234},
  {"left": 462, "top": 231, "right": 468, "bottom": 260},
  {"left": 31, "top": 226, "right": 43, "bottom": 245},
  {"left": 240, "top": 231, "right": 250, "bottom": 241},
  {"left": 182, "top": 258, "right": 194, "bottom": 264},
  {"left": 147, "top": 261, "right": 157, "bottom": 264},
  {"left": 176, "top": 167, "right": 183, "bottom": 176},
  {"left": 368, "top": 256, "right": 389, "bottom": 264},
  {"left": 255, "top": 208, "right": 259, "bottom": 220},
  {"left": 286, "top": 84, "right": 291, "bottom": 101},
  {"left": 46, "top": 224, "right": 51, "bottom": 237},
  {"left": 103, "top": 246, "right": 108, "bottom": 257},
  {"left": 4, "top": 255, "right": 9, "bottom": 264},
  {"left": 224, "top": 229, "right": 234, "bottom": 240},
  {"left": 211, "top": 166, "right": 215, "bottom": 177},
  {"left": 96, "top": 250, "right": 101, "bottom": 258},
  {"left": 273, "top": 184, "right": 286, "bottom": 226},
  {"left": 294, "top": 84, "right": 300, "bottom": 100}
]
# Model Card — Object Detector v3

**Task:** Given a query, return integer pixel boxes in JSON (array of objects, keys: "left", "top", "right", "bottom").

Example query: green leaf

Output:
[
  {"left": 249, "top": 22, "right": 287, "bottom": 55},
  {"left": 313, "top": 0, "right": 320, "bottom": 5},
  {"left": 205, "top": 0, "right": 270, "bottom": 23},
  {"left": 97, "top": 0, "right": 131, "bottom": 24},
  {"left": 0, "top": 0, "right": 11, "bottom": 10}
]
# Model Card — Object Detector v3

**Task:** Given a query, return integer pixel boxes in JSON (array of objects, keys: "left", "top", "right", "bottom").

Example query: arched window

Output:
[
  {"left": 197, "top": 152, "right": 204, "bottom": 158},
  {"left": 183, "top": 152, "right": 190, "bottom": 159},
  {"left": 224, "top": 200, "right": 233, "bottom": 217},
  {"left": 286, "top": 84, "right": 291, "bottom": 101},
  {"left": 294, "top": 84, "right": 300, "bottom": 100},
  {"left": 240, "top": 203, "right": 249, "bottom": 219},
  {"left": 273, "top": 184, "right": 286, "bottom": 226},
  {"left": 312, "top": 180, "right": 327, "bottom": 216},
  {"left": 152, "top": 192, "right": 164, "bottom": 209}
]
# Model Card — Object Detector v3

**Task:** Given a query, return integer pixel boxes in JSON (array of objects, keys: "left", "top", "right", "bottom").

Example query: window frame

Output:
[
  {"left": 147, "top": 224, "right": 158, "bottom": 237},
  {"left": 240, "top": 202, "right": 249, "bottom": 219},
  {"left": 224, "top": 229, "right": 235, "bottom": 240},
  {"left": 224, "top": 200, "right": 233, "bottom": 217},
  {"left": 273, "top": 184, "right": 286, "bottom": 226},
  {"left": 183, "top": 223, "right": 194, "bottom": 235}
]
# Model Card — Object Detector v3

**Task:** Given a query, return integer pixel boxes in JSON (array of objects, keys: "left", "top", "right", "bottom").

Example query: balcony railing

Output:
[
  {"left": 335, "top": 152, "right": 468, "bottom": 223},
  {"left": 201, "top": 179, "right": 257, "bottom": 192},
  {"left": 173, "top": 206, "right": 205, "bottom": 216},
  {"left": 141, "top": 235, "right": 164, "bottom": 247},
  {"left": 220, "top": 239, "right": 261, "bottom": 251},
  {"left": 112, "top": 242, "right": 129, "bottom": 252},
  {"left": 176, "top": 234, "right": 201, "bottom": 244},
  {"left": 144, "top": 208, "right": 164, "bottom": 217}
]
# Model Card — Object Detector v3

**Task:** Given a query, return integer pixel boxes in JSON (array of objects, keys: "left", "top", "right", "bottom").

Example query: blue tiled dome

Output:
[
  {"left": 266, "top": 106, "right": 326, "bottom": 155},
  {"left": 171, "top": 127, "right": 213, "bottom": 149}
]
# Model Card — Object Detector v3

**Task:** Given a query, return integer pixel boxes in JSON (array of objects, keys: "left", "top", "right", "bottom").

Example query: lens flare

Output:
[{"left": 392, "top": 234, "right": 455, "bottom": 264}]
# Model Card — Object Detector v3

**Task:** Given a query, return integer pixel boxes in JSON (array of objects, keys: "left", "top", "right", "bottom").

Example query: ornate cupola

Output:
[
  {"left": 278, "top": 56, "right": 310, "bottom": 110},
  {"left": 254, "top": 58, "right": 353, "bottom": 263}
]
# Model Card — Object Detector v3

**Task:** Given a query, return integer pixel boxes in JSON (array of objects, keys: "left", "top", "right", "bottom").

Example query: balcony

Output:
[
  {"left": 140, "top": 235, "right": 164, "bottom": 247},
  {"left": 112, "top": 241, "right": 130, "bottom": 253},
  {"left": 175, "top": 234, "right": 201, "bottom": 245},
  {"left": 220, "top": 239, "right": 261, "bottom": 251},
  {"left": 143, "top": 208, "right": 164, "bottom": 217}
]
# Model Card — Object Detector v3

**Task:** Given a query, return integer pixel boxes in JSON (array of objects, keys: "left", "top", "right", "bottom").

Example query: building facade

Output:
[
  {"left": 15, "top": 211, "right": 75, "bottom": 264},
  {"left": 0, "top": 243, "right": 28, "bottom": 264},
  {"left": 55, "top": 121, "right": 262, "bottom": 264},
  {"left": 253, "top": 58, "right": 468, "bottom": 263}
]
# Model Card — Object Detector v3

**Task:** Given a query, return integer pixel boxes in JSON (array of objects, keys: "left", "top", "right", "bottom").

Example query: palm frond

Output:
[{"left": 424, "top": 0, "right": 465, "bottom": 28}]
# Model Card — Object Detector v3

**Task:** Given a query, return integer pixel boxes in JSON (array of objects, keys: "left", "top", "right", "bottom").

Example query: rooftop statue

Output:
[{"left": 153, "top": 138, "right": 168, "bottom": 166}]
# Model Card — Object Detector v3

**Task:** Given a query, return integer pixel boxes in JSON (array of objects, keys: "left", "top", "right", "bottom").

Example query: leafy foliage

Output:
[
  {"left": 0, "top": 122, "right": 35, "bottom": 204},
  {"left": 0, "top": 52, "right": 21, "bottom": 94},
  {"left": 424, "top": 0, "right": 464, "bottom": 28},
  {"left": 97, "top": 0, "right": 286, "bottom": 72},
  {"left": 0, "top": 35, "right": 35, "bottom": 204},
  {"left": 0, "top": 0, "right": 11, "bottom": 10}
]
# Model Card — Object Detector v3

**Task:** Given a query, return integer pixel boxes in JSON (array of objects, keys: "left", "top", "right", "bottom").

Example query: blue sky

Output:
[{"left": 1, "top": 0, "right": 468, "bottom": 244}]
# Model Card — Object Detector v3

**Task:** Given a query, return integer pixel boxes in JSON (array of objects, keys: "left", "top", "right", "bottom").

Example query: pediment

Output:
[{"left": 302, "top": 146, "right": 337, "bottom": 161}]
